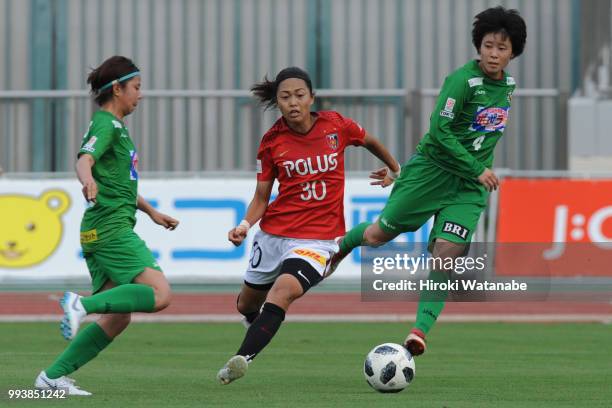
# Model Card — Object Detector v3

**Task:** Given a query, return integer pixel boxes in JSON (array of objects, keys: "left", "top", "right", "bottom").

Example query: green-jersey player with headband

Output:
[
  {"left": 35, "top": 56, "right": 179, "bottom": 395},
  {"left": 329, "top": 7, "right": 527, "bottom": 356}
]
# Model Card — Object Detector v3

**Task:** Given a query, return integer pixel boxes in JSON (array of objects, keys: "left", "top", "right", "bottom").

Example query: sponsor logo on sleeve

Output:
[
  {"left": 380, "top": 217, "right": 398, "bottom": 231},
  {"left": 82, "top": 136, "right": 97, "bottom": 153},
  {"left": 444, "top": 97, "right": 456, "bottom": 111},
  {"left": 112, "top": 120, "right": 123, "bottom": 129},
  {"left": 439, "top": 97, "right": 456, "bottom": 119},
  {"left": 80, "top": 229, "right": 98, "bottom": 244},
  {"left": 506, "top": 76, "right": 516, "bottom": 85},
  {"left": 129, "top": 150, "right": 139, "bottom": 180},
  {"left": 256, "top": 159, "right": 262, "bottom": 174}
]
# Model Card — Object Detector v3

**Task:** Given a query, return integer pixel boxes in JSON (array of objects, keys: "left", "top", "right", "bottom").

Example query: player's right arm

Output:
[
  {"left": 76, "top": 154, "right": 98, "bottom": 203},
  {"left": 477, "top": 168, "right": 499, "bottom": 191},
  {"left": 76, "top": 118, "right": 118, "bottom": 202},
  {"left": 228, "top": 180, "right": 273, "bottom": 246},
  {"left": 228, "top": 135, "right": 276, "bottom": 246}
]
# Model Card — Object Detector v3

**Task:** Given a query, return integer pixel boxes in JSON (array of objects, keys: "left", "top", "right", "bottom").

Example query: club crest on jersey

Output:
[
  {"left": 129, "top": 149, "right": 139, "bottom": 180},
  {"left": 470, "top": 106, "right": 509, "bottom": 132},
  {"left": 326, "top": 133, "right": 339, "bottom": 150}
]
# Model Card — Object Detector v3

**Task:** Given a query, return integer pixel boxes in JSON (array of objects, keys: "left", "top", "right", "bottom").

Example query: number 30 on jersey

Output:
[{"left": 300, "top": 180, "right": 327, "bottom": 201}]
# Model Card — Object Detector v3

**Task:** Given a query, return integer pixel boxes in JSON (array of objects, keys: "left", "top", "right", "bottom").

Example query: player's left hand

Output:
[
  {"left": 151, "top": 211, "right": 179, "bottom": 230},
  {"left": 369, "top": 167, "right": 394, "bottom": 188}
]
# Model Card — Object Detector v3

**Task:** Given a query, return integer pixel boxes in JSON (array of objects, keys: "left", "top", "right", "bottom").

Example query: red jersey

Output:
[{"left": 257, "top": 111, "right": 366, "bottom": 239}]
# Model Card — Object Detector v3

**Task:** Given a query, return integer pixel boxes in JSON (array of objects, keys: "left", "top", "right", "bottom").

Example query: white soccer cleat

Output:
[
  {"left": 217, "top": 355, "right": 249, "bottom": 385},
  {"left": 34, "top": 371, "right": 92, "bottom": 396},
  {"left": 60, "top": 292, "right": 86, "bottom": 341}
]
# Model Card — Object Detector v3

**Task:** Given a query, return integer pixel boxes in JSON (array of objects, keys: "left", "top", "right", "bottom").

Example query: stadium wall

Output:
[
  {"left": 0, "top": 0, "right": 576, "bottom": 173},
  {"left": 0, "top": 0, "right": 577, "bottom": 92}
]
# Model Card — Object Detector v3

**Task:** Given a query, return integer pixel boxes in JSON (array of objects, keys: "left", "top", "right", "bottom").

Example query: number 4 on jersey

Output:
[{"left": 472, "top": 135, "right": 485, "bottom": 151}]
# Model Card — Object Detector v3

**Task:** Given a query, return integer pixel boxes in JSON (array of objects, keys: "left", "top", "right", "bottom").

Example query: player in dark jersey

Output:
[
  {"left": 35, "top": 56, "right": 179, "bottom": 395},
  {"left": 329, "top": 7, "right": 527, "bottom": 356},
  {"left": 217, "top": 67, "right": 401, "bottom": 384}
]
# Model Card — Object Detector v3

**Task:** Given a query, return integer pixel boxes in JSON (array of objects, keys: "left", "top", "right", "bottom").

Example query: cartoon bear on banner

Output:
[{"left": 0, "top": 190, "right": 71, "bottom": 268}]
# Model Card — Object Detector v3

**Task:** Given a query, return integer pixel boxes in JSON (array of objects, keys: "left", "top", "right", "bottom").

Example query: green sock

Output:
[
  {"left": 45, "top": 323, "right": 112, "bottom": 379},
  {"left": 81, "top": 284, "right": 155, "bottom": 314},
  {"left": 339, "top": 222, "right": 371, "bottom": 253},
  {"left": 414, "top": 270, "right": 449, "bottom": 335}
]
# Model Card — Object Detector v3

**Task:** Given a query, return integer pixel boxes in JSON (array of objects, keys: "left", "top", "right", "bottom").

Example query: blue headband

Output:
[{"left": 98, "top": 71, "right": 141, "bottom": 92}]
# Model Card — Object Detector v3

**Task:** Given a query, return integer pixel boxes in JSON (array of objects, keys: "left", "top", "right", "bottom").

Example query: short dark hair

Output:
[
  {"left": 87, "top": 56, "right": 140, "bottom": 106},
  {"left": 251, "top": 67, "right": 314, "bottom": 110},
  {"left": 472, "top": 6, "right": 527, "bottom": 58}
]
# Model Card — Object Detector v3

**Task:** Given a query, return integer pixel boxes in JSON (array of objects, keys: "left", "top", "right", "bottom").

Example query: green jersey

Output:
[
  {"left": 416, "top": 60, "right": 515, "bottom": 180},
  {"left": 78, "top": 110, "right": 139, "bottom": 246}
]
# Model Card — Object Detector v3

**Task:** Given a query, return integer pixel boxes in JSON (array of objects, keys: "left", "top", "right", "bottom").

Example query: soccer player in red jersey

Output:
[{"left": 217, "top": 67, "right": 401, "bottom": 384}]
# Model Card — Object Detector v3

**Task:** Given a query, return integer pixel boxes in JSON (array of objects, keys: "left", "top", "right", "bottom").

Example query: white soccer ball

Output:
[{"left": 363, "top": 342, "right": 415, "bottom": 393}]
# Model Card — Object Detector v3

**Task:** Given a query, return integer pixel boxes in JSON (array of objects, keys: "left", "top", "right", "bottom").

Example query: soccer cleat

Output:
[
  {"left": 34, "top": 371, "right": 92, "bottom": 396},
  {"left": 325, "top": 236, "right": 348, "bottom": 276},
  {"left": 403, "top": 328, "right": 427, "bottom": 356},
  {"left": 217, "top": 355, "right": 249, "bottom": 385},
  {"left": 60, "top": 292, "right": 86, "bottom": 341}
]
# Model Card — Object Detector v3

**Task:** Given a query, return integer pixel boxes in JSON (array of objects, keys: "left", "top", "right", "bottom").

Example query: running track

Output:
[{"left": 1, "top": 293, "right": 611, "bottom": 322}]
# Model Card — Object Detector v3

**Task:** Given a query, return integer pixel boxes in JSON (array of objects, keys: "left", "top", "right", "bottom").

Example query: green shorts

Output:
[
  {"left": 82, "top": 230, "right": 161, "bottom": 294},
  {"left": 378, "top": 153, "right": 488, "bottom": 245}
]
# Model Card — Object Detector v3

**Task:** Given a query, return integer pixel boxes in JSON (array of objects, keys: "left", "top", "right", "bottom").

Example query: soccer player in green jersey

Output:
[
  {"left": 329, "top": 7, "right": 527, "bottom": 356},
  {"left": 35, "top": 56, "right": 179, "bottom": 395}
]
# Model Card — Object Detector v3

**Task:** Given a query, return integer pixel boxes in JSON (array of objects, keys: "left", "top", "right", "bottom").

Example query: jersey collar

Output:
[
  {"left": 471, "top": 59, "right": 509, "bottom": 85},
  {"left": 279, "top": 112, "right": 320, "bottom": 136}
]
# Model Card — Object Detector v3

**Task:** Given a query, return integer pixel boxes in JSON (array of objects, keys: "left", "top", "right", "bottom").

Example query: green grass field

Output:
[{"left": 1, "top": 322, "right": 610, "bottom": 407}]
